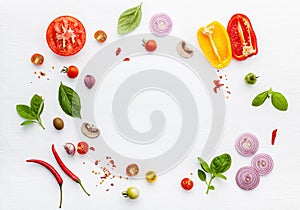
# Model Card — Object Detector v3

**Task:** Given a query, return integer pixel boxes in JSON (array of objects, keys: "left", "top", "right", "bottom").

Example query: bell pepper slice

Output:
[
  {"left": 227, "top": 13, "right": 258, "bottom": 60},
  {"left": 197, "top": 21, "right": 232, "bottom": 69}
]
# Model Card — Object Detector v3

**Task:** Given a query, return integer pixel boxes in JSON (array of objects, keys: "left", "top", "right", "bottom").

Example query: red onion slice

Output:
[
  {"left": 149, "top": 13, "right": 173, "bottom": 37},
  {"left": 236, "top": 166, "right": 260, "bottom": 190},
  {"left": 235, "top": 132, "right": 259, "bottom": 156},
  {"left": 251, "top": 153, "right": 274, "bottom": 176}
]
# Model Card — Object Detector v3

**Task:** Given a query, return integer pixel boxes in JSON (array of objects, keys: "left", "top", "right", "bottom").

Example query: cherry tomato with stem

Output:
[
  {"left": 181, "top": 178, "right": 194, "bottom": 191},
  {"left": 46, "top": 15, "right": 86, "bottom": 56},
  {"left": 77, "top": 141, "right": 89, "bottom": 155},
  {"left": 61, "top": 65, "right": 79, "bottom": 79},
  {"left": 142, "top": 39, "right": 157, "bottom": 52}
]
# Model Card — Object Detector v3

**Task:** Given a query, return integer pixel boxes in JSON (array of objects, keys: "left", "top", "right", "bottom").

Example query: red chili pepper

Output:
[
  {"left": 26, "top": 159, "right": 63, "bottom": 208},
  {"left": 271, "top": 129, "right": 278, "bottom": 145},
  {"left": 51, "top": 144, "right": 90, "bottom": 196}
]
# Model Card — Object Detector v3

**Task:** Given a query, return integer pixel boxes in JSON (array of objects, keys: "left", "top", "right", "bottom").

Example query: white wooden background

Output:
[{"left": 1, "top": 0, "right": 300, "bottom": 210}]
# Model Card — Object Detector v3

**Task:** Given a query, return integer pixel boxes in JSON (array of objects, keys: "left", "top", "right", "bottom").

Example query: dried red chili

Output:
[
  {"left": 271, "top": 129, "right": 278, "bottom": 145},
  {"left": 26, "top": 159, "right": 63, "bottom": 208},
  {"left": 51, "top": 144, "right": 90, "bottom": 196}
]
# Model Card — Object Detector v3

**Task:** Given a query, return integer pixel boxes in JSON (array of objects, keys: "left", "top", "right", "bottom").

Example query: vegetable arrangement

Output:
[{"left": 18, "top": 1, "right": 288, "bottom": 207}]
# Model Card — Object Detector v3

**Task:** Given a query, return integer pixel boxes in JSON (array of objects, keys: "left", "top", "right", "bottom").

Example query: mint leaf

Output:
[
  {"left": 117, "top": 2, "right": 143, "bottom": 35},
  {"left": 271, "top": 92, "right": 288, "bottom": 111},
  {"left": 252, "top": 91, "right": 269, "bottom": 107}
]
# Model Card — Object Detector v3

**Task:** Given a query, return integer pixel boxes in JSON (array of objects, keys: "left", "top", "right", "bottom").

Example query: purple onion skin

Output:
[{"left": 84, "top": 75, "right": 96, "bottom": 89}]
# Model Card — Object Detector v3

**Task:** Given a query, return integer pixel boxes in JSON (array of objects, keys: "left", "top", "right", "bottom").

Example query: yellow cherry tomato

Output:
[{"left": 197, "top": 21, "right": 232, "bottom": 69}]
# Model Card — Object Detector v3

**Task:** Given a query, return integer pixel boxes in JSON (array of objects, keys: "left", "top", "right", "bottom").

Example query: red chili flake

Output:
[
  {"left": 213, "top": 80, "right": 224, "bottom": 94},
  {"left": 95, "top": 160, "right": 99, "bottom": 165},
  {"left": 111, "top": 183, "right": 114, "bottom": 186},
  {"left": 116, "top": 47, "right": 121, "bottom": 56},
  {"left": 227, "top": 91, "right": 231, "bottom": 94},
  {"left": 106, "top": 189, "right": 109, "bottom": 192},
  {"left": 34, "top": 71, "right": 37, "bottom": 74},
  {"left": 52, "top": 66, "right": 55, "bottom": 70},
  {"left": 219, "top": 75, "right": 223, "bottom": 79},
  {"left": 123, "top": 57, "right": 130, "bottom": 61},
  {"left": 90, "top": 147, "right": 95, "bottom": 151},
  {"left": 109, "top": 159, "right": 114, "bottom": 165},
  {"left": 271, "top": 129, "right": 278, "bottom": 145},
  {"left": 38, "top": 76, "right": 41, "bottom": 79},
  {"left": 40, "top": 71, "right": 46, "bottom": 76}
]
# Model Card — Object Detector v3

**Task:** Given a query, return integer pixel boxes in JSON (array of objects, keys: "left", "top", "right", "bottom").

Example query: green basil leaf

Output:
[
  {"left": 215, "top": 173, "right": 227, "bottom": 180},
  {"left": 117, "top": 2, "right": 142, "bottom": 35},
  {"left": 30, "top": 94, "right": 43, "bottom": 114},
  {"left": 210, "top": 153, "right": 232, "bottom": 174},
  {"left": 21, "top": 120, "right": 36, "bottom": 126},
  {"left": 197, "top": 169, "right": 206, "bottom": 182},
  {"left": 271, "top": 92, "right": 288, "bottom": 111},
  {"left": 252, "top": 91, "right": 269, "bottom": 107},
  {"left": 16, "top": 105, "right": 37, "bottom": 120},
  {"left": 58, "top": 82, "right": 81, "bottom": 118},
  {"left": 37, "top": 99, "right": 45, "bottom": 116},
  {"left": 197, "top": 157, "right": 211, "bottom": 173}
]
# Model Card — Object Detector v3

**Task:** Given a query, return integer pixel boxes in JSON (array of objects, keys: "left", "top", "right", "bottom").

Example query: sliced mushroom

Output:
[
  {"left": 81, "top": 122, "right": 100, "bottom": 138},
  {"left": 177, "top": 41, "right": 194, "bottom": 58}
]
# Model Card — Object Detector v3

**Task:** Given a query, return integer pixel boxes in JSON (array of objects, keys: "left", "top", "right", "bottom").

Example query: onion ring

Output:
[
  {"left": 149, "top": 13, "right": 173, "bottom": 37},
  {"left": 235, "top": 132, "right": 259, "bottom": 156},
  {"left": 236, "top": 166, "right": 260, "bottom": 191},
  {"left": 251, "top": 153, "right": 274, "bottom": 176}
]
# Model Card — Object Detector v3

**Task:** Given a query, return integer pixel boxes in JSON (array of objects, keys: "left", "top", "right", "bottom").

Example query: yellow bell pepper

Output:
[{"left": 197, "top": 21, "right": 232, "bottom": 69}]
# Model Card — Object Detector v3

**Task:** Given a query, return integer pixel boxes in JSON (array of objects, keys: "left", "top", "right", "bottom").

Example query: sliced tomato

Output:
[
  {"left": 46, "top": 15, "right": 86, "bottom": 56},
  {"left": 227, "top": 14, "right": 258, "bottom": 60}
]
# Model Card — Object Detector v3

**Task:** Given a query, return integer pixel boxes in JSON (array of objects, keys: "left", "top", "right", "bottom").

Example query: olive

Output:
[{"left": 53, "top": 117, "right": 64, "bottom": 130}]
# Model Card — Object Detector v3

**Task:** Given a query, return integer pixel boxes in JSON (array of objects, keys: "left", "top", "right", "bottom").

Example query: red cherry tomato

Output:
[
  {"left": 181, "top": 178, "right": 194, "bottom": 191},
  {"left": 61, "top": 65, "right": 79, "bottom": 79},
  {"left": 143, "top": 39, "right": 157, "bottom": 52},
  {"left": 46, "top": 15, "right": 86, "bottom": 56},
  {"left": 31, "top": 53, "right": 44, "bottom": 66},
  {"left": 77, "top": 141, "right": 89, "bottom": 155},
  {"left": 227, "top": 13, "right": 258, "bottom": 60}
]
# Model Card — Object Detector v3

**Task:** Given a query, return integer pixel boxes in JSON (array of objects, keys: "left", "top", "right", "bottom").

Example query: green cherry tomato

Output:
[
  {"left": 122, "top": 186, "right": 140, "bottom": 199},
  {"left": 145, "top": 171, "right": 157, "bottom": 183},
  {"left": 245, "top": 73, "right": 258, "bottom": 85}
]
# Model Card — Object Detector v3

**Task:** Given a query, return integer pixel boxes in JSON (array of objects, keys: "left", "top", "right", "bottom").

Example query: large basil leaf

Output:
[
  {"left": 271, "top": 91, "right": 288, "bottom": 111},
  {"left": 252, "top": 91, "right": 269, "bottom": 107},
  {"left": 117, "top": 2, "right": 142, "bottom": 35},
  {"left": 210, "top": 153, "right": 232, "bottom": 174},
  {"left": 58, "top": 82, "right": 81, "bottom": 118},
  {"left": 16, "top": 105, "right": 37, "bottom": 120}
]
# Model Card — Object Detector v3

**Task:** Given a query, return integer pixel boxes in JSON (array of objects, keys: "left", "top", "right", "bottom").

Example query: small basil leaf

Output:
[
  {"left": 21, "top": 120, "right": 36, "bottom": 126},
  {"left": 37, "top": 99, "right": 45, "bottom": 116},
  {"left": 252, "top": 91, "right": 269, "bottom": 107},
  {"left": 197, "top": 169, "right": 206, "bottom": 182},
  {"left": 209, "top": 185, "right": 215, "bottom": 190},
  {"left": 210, "top": 153, "right": 232, "bottom": 174},
  {"left": 117, "top": 2, "right": 142, "bottom": 35},
  {"left": 58, "top": 82, "right": 82, "bottom": 118},
  {"left": 271, "top": 91, "right": 288, "bottom": 111},
  {"left": 197, "top": 157, "right": 211, "bottom": 173},
  {"left": 30, "top": 94, "right": 43, "bottom": 114},
  {"left": 16, "top": 105, "right": 37, "bottom": 120},
  {"left": 215, "top": 173, "right": 227, "bottom": 180}
]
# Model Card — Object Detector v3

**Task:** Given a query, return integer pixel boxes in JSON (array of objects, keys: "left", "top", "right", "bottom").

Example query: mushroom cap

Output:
[
  {"left": 81, "top": 122, "right": 100, "bottom": 138},
  {"left": 177, "top": 41, "right": 194, "bottom": 58}
]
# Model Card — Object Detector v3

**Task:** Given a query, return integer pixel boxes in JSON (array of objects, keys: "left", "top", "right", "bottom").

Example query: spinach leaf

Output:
[
  {"left": 58, "top": 82, "right": 81, "bottom": 118},
  {"left": 117, "top": 2, "right": 143, "bottom": 35},
  {"left": 271, "top": 91, "right": 288, "bottom": 111}
]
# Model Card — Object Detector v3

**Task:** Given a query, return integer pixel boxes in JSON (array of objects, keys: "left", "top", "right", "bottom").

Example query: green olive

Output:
[
  {"left": 53, "top": 117, "right": 64, "bottom": 130},
  {"left": 245, "top": 73, "right": 259, "bottom": 85},
  {"left": 122, "top": 186, "right": 139, "bottom": 199}
]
